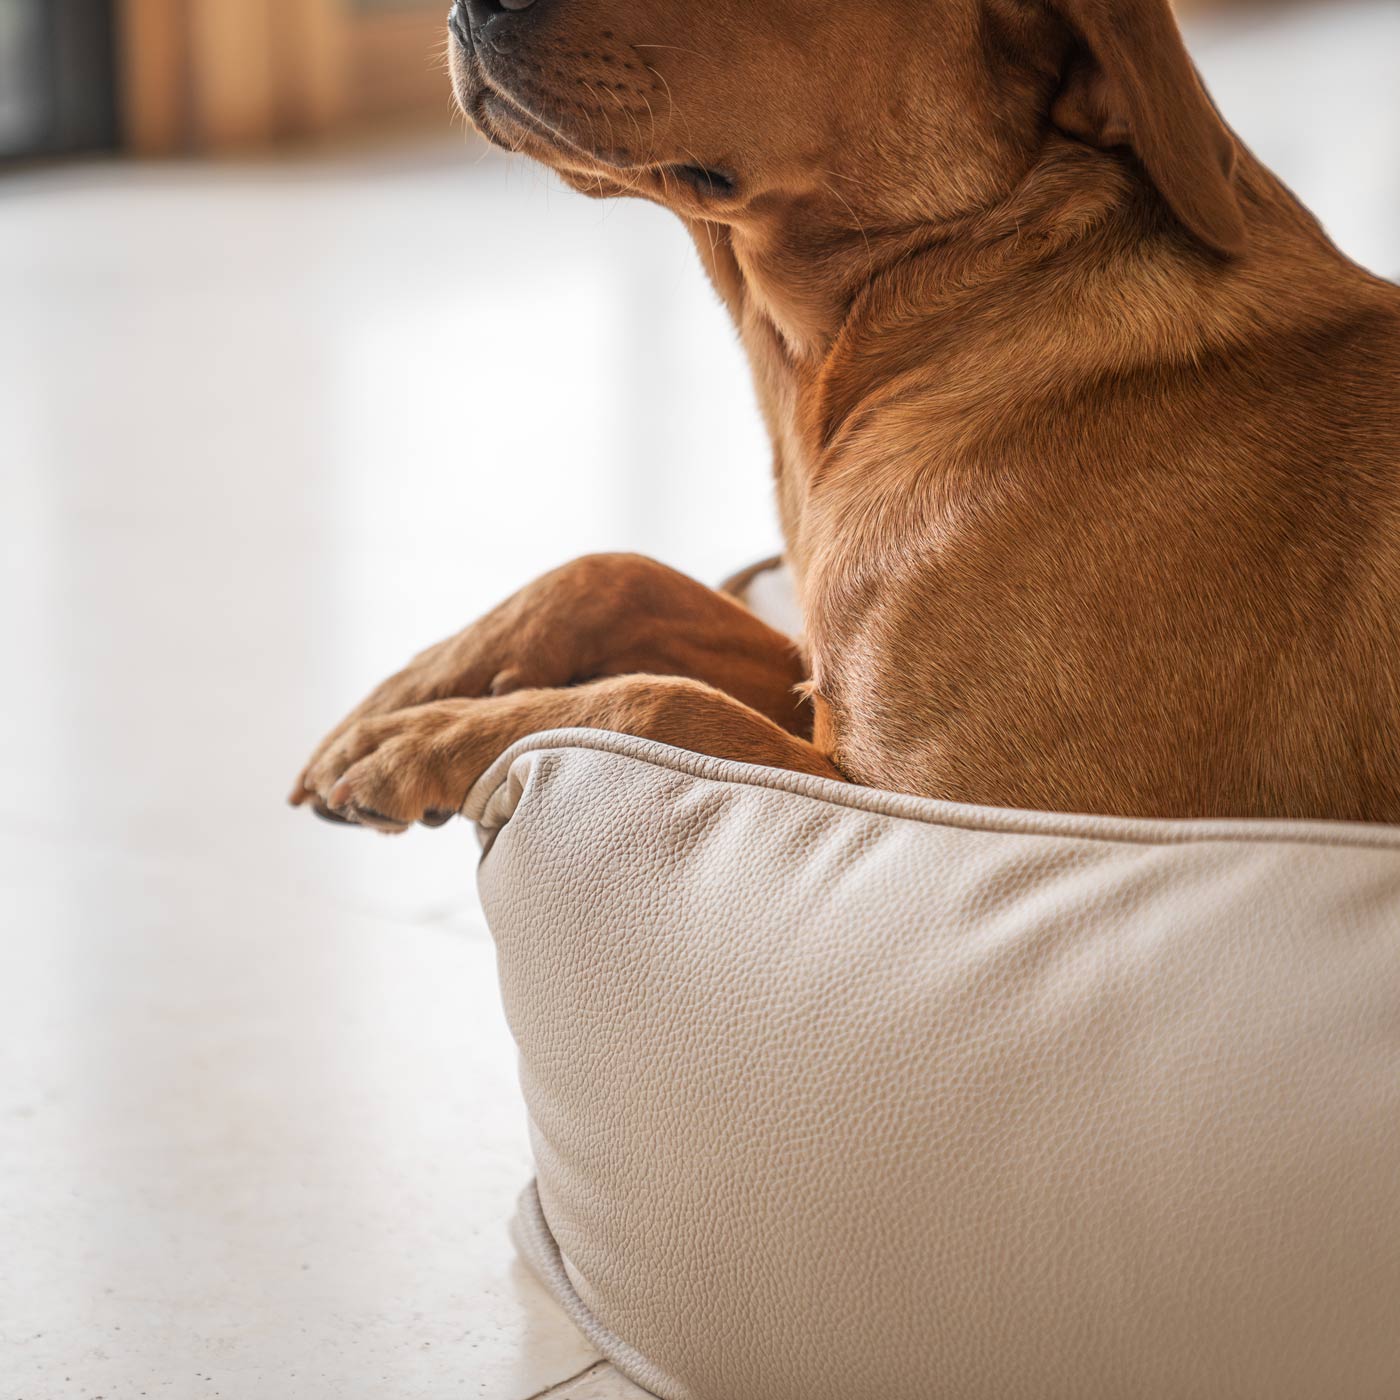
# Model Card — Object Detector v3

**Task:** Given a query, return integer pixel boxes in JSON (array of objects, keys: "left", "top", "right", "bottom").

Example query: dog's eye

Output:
[{"left": 671, "top": 164, "right": 737, "bottom": 199}]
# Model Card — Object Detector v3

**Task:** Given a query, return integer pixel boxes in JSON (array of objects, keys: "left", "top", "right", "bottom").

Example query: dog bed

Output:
[{"left": 465, "top": 725, "right": 1400, "bottom": 1400}]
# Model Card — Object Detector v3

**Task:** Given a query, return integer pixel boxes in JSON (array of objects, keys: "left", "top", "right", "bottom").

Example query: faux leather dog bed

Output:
[{"left": 465, "top": 730, "right": 1400, "bottom": 1400}]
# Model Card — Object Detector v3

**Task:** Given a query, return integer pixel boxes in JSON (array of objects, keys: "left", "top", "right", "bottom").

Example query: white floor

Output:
[
  {"left": 0, "top": 134, "right": 780, "bottom": 1400},
  {"left": 1, "top": 4, "right": 1395, "bottom": 1397}
]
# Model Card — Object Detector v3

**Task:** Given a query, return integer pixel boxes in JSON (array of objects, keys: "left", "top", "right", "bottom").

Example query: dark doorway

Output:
[{"left": 0, "top": 0, "right": 119, "bottom": 160}]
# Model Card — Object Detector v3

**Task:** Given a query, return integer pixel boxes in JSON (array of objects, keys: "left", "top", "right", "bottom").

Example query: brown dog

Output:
[{"left": 292, "top": 0, "right": 1400, "bottom": 828}]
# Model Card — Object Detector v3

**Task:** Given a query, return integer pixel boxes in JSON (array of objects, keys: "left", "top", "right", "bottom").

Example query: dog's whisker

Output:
[
  {"left": 630, "top": 42, "right": 704, "bottom": 58},
  {"left": 641, "top": 63, "right": 677, "bottom": 139},
  {"left": 579, "top": 80, "right": 624, "bottom": 163},
  {"left": 817, "top": 172, "right": 876, "bottom": 278},
  {"left": 598, "top": 81, "right": 647, "bottom": 158},
  {"left": 635, "top": 90, "right": 660, "bottom": 158}
]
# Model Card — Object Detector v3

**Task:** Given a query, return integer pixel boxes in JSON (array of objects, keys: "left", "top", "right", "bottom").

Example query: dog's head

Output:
[{"left": 448, "top": 0, "right": 1244, "bottom": 259}]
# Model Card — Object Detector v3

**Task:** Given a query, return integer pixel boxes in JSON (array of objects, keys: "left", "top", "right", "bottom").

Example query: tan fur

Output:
[{"left": 293, "top": 0, "right": 1400, "bottom": 828}]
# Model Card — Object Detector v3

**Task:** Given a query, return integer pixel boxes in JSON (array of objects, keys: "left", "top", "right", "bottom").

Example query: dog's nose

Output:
[{"left": 464, "top": 0, "right": 537, "bottom": 26}]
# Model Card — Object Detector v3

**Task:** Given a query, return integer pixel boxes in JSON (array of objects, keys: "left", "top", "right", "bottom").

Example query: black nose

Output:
[{"left": 464, "top": 0, "right": 537, "bottom": 26}]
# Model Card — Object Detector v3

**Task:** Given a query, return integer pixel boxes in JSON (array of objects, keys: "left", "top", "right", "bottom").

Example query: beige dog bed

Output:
[{"left": 465, "top": 725, "right": 1400, "bottom": 1400}]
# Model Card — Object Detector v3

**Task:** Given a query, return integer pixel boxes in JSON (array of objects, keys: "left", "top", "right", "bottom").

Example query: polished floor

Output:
[
  {"left": 0, "top": 133, "right": 777, "bottom": 1400},
  {"left": 1, "top": 3, "right": 1396, "bottom": 1396}
]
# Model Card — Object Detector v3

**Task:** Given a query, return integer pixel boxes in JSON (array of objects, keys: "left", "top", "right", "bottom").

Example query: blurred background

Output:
[{"left": 1, "top": 1, "right": 1397, "bottom": 1396}]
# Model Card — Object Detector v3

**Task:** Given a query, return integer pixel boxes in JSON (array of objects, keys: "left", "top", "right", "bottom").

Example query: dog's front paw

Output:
[{"left": 296, "top": 701, "right": 482, "bottom": 834}]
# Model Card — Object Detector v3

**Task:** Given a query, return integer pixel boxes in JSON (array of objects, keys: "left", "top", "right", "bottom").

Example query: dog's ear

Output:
[{"left": 1046, "top": 0, "right": 1246, "bottom": 258}]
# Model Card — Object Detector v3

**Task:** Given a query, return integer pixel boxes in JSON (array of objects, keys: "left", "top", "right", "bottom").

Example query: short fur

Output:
[{"left": 293, "top": 0, "right": 1400, "bottom": 829}]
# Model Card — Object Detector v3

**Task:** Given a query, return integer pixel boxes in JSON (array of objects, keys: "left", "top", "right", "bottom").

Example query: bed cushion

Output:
[{"left": 465, "top": 729, "right": 1400, "bottom": 1400}]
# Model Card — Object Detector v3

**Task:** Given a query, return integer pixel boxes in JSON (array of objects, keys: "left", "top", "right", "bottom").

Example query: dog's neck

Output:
[
  {"left": 684, "top": 141, "right": 1354, "bottom": 580},
  {"left": 685, "top": 144, "right": 1158, "bottom": 553},
  {"left": 694, "top": 142, "right": 1155, "bottom": 356}
]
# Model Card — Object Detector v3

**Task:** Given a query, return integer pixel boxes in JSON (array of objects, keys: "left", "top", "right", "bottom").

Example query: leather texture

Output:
[{"left": 466, "top": 729, "right": 1400, "bottom": 1400}]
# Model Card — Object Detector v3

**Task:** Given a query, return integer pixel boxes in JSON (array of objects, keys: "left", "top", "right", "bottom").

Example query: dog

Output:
[{"left": 291, "top": 0, "right": 1400, "bottom": 828}]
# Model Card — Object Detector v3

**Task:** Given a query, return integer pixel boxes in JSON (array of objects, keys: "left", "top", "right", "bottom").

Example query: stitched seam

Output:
[{"left": 469, "top": 727, "right": 1400, "bottom": 856}]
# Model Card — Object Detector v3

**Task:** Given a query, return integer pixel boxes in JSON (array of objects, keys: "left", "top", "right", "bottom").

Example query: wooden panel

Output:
[
  {"left": 187, "top": 0, "right": 279, "bottom": 149},
  {"left": 348, "top": 9, "right": 454, "bottom": 123},
  {"left": 271, "top": 0, "right": 350, "bottom": 138},
  {"left": 113, "top": 0, "right": 509, "bottom": 152},
  {"left": 116, "top": 0, "right": 189, "bottom": 155}
]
